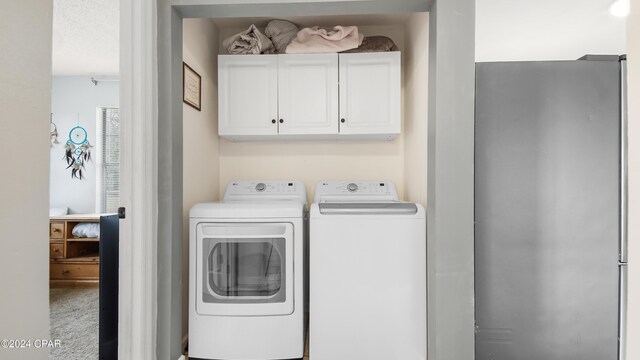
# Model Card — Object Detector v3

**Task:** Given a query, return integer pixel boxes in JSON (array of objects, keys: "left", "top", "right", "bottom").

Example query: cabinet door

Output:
[
  {"left": 277, "top": 54, "right": 339, "bottom": 135},
  {"left": 218, "top": 55, "right": 278, "bottom": 137},
  {"left": 338, "top": 52, "right": 401, "bottom": 136}
]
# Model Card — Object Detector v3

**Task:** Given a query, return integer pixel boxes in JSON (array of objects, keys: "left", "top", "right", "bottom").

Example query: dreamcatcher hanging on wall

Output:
[{"left": 64, "top": 114, "right": 92, "bottom": 180}]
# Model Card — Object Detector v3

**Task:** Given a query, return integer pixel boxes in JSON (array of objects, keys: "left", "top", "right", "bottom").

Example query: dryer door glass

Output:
[
  {"left": 200, "top": 224, "right": 288, "bottom": 304},
  {"left": 209, "top": 239, "right": 283, "bottom": 296}
]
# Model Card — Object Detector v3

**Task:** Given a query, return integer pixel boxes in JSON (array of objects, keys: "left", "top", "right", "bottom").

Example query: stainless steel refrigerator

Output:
[{"left": 475, "top": 56, "right": 627, "bottom": 360}]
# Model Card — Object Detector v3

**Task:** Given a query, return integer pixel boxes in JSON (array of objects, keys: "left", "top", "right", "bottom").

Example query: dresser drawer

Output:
[
  {"left": 49, "top": 244, "right": 64, "bottom": 259},
  {"left": 50, "top": 263, "right": 99, "bottom": 280},
  {"left": 50, "top": 222, "right": 64, "bottom": 239}
]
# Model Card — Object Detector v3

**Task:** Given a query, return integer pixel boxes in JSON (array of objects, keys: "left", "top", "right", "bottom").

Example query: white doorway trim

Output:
[
  {"left": 118, "top": 0, "right": 158, "bottom": 359},
  {"left": 120, "top": 1, "right": 476, "bottom": 359}
]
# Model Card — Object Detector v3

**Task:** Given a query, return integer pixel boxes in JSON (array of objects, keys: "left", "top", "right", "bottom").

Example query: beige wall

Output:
[
  {"left": 626, "top": 0, "right": 639, "bottom": 358},
  {"left": 220, "top": 140, "right": 405, "bottom": 203},
  {"left": 218, "top": 24, "right": 430, "bottom": 203},
  {"left": 403, "top": 13, "right": 429, "bottom": 206},
  {"left": 0, "top": 1, "right": 52, "bottom": 359},
  {"left": 182, "top": 18, "right": 220, "bottom": 341}
]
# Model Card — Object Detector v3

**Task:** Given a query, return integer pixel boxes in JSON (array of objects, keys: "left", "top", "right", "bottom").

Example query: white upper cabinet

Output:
[
  {"left": 218, "top": 52, "right": 401, "bottom": 141},
  {"left": 338, "top": 52, "right": 401, "bottom": 137},
  {"left": 277, "top": 54, "right": 339, "bottom": 135},
  {"left": 218, "top": 55, "right": 278, "bottom": 137}
]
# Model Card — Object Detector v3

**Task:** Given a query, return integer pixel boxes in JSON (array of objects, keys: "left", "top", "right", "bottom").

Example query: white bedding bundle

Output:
[{"left": 72, "top": 223, "right": 100, "bottom": 238}]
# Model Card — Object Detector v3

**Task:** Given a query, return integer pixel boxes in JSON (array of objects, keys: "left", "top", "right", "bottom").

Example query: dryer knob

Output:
[
  {"left": 255, "top": 183, "right": 266, "bottom": 192},
  {"left": 347, "top": 183, "right": 358, "bottom": 192}
]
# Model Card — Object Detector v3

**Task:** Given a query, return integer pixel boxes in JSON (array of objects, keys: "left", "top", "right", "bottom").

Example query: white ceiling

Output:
[
  {"left": 52, "top": 0, "right": 119, "bottom": 75},
  {"left": 50, "top": 0, "right": 626, "bottom": 74},
  {"left": 476, "top": 0, "right": 627, "bottom": 62}
]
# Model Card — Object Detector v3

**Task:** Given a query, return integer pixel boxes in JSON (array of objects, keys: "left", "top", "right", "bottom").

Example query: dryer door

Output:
[{"left": 196, "top": 222, "right": 294, "bottom": 316}]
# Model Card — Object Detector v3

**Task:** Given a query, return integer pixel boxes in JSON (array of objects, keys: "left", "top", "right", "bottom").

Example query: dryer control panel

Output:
[
  {"left": 313, "top": 181, "right": 399, "bottom": 202},
  {"left": 223, "top": 181, "right": 307, "bottom": 203}
]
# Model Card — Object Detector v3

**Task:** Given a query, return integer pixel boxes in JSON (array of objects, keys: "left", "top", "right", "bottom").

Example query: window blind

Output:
[{"left": 99, "top": 107, "right": 120, "bottom": 213}]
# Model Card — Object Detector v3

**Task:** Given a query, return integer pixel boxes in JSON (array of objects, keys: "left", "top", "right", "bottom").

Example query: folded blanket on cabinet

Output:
[
  {"left": 223, "top": 24, "right": 275, "bottom": 55},
  {"left": 265, "top": 19, "right": 299, "bottom": 53},
  {"left": 341, "top": 35, "right": 399, "bottom": 53},
  {"left": 285, "top": 25, "right": 364, "bottom": 54}
]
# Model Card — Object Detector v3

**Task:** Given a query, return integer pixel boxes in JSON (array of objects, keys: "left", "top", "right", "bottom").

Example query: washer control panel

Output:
[
  {"left": 313, "top": 181, "right": 399, "bottom": 202},
  {"left": 224, "top": 180, "right": 306, "bottom": 202}
]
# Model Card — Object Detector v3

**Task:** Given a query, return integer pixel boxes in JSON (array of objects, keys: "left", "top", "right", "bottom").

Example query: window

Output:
[{"left": 96, "top": 107, "right": 120, "bottom": 213}]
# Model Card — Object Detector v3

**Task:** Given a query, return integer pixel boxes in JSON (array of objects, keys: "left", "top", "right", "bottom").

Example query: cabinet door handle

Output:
[
  {"left": 271, "top": 119, "right": 276, "bottom": 124},
  {"left": 341, "top": 118, "right": 346, "bottom": 123},
  {"left": 279, "top": 119, "right": 284, "bottom": 124}
]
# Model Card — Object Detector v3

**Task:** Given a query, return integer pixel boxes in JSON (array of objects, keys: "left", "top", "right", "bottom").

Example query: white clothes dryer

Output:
[
  {"left": 189, "top": 181, "right": 307, "bottom": 360},
  {"left": 309, "top": 181, "right": 426, "bottom": 360}
]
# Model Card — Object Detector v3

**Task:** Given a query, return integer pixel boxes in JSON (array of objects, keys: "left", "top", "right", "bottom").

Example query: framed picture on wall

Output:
[{"left": 183, "top": 62, "right": 201, "bottom": 111}]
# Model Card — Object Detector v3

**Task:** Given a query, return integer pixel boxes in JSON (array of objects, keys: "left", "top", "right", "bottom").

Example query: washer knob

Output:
[
  {"left": 255, "top": 183, "right": 266, "bottom": 192},
  {"left": 347, "top": 183, "right": 358, "bottom": 192}
]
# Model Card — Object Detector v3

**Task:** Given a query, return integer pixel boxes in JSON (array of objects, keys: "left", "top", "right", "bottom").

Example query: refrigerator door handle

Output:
[
  {"left": 619, "top": 264, "right": 628, "bottom": 360},
  {"left": 620, "top": 58, "right": 628, "bottom": 263}
]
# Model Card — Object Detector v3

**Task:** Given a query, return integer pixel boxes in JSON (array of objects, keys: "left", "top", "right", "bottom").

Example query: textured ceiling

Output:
[
  {"left": 52, "top": 0, "right": 119, "bottom": 75},
  {"left": 476, "top": 0, "right": 627, "bottom": 61}
]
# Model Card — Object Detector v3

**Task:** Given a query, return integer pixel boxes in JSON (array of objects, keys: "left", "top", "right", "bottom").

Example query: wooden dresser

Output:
[{"left": 49, "top": 214, "right": 102, "bottom": 287}]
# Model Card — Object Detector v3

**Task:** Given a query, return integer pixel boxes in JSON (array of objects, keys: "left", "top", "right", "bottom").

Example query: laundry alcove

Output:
[
  {"left": 181, "top": 12, "right": 429, "bottom": 353},
  {"left": 144, "top": 1, "right": 475, "bottom": 359}
]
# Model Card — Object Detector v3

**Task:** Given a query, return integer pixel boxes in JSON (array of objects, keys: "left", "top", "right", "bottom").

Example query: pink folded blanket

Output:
[{"left": 285, "top": 26, "right": 364, "bottom": 54}]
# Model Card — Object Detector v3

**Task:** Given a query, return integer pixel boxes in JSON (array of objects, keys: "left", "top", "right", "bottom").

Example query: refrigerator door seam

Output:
[
  {"left": 620, "top": 58, "right": 628, "bottom": 264},
  {"left": 618, "top": 263, "right": 628, "bottom": 360}
]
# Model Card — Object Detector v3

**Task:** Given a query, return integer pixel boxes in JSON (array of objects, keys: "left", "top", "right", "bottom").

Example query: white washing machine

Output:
[
  {"left": 189, "top": 181, "right": 306, "bottom": 360},
  {"left": 309, "top": 181, "right": 426, "bottom": 360}
]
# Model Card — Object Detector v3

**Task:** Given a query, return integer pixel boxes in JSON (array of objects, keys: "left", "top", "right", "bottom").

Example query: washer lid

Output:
[{"left": 318, "top": 202, "right": 418, "bottom": 215}]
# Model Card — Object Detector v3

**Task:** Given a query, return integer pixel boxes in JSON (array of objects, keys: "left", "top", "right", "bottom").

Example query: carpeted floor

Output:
[{"left": 49, "top": 288, "right": 99, "bottom": 360}]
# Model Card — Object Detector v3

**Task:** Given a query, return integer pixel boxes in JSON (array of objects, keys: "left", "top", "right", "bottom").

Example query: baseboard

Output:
[
  {"left": 50, "top": 279, "right": 99, "bottom": 288},
  {"left": 182, "top": 333, "right": 188, "bottom": 354}
]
